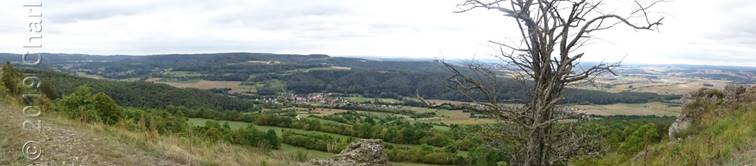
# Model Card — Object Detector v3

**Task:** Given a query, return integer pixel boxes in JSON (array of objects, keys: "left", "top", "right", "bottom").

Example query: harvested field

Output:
[
  {"left": 309, "top": 108, "right": 349, "bottom": 116},
  {"left": 147, "top": 78, "right": 255, "bottom": 94},
  {"left": 573, "top": 102, "right": 680, "bottom": 116}
]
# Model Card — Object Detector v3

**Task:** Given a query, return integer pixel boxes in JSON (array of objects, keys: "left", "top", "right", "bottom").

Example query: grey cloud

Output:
[
  {"left": 43, "top": 1, "right": 157, "bottom": 24},
  {"left": 47, "top": 9, "right": 136, "bottom": 24},
  {"left": 210, "top": 1, "right": 348, "bottom": 27},
  {"left": 116, "top": 36, "right": 322, "bottom": 55},
  {"left": 1, "top": 0, "right": 754, "bottom": 67},
  {"left": 666, "top": 49, "right": 756, "bottom": 67}
]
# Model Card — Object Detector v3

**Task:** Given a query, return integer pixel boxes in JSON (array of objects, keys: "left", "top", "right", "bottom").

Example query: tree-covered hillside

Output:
[
  {"left": 260, "top": 69, "right": 678, "bottom": 104},
  {"left": 27, "top": 69, "right": 258, "bottom": 111},
  {"left": 0, "top": 53, "right": 679, "bottom": 104}
]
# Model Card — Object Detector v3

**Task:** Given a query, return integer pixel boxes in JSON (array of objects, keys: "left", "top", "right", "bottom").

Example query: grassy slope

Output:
[
  {"left": 46, "top": 113, "right": 314, "bottom": 165},
  {"left": 0, "top": 95, "right": 304, "bottom": 165},
  {"left": 634, "top": 104, "right": 756, "bottom": 165},
  {"left": 581, "top": 104, "right": 756, "bottom": 165}
]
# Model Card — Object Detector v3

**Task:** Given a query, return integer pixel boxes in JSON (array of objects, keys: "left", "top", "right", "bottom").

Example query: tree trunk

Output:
[
  {"left": 524, "top": 72, "right": 559, "bottom": 166},
  {"left": 525, "top": 101, "right": 554, "bottom": 165},
  {"left": 525, "top": 125, "right": 547, "bottom": 166}
]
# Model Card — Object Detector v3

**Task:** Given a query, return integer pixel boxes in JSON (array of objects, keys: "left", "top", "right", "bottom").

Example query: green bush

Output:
[
  {"left": 281, "top": 130, "right": 347, "bottom": 153},
  {"left": 56, "top": 85, "right": 124, "bottom": 124},
  {"left": 92, "top": 92, "right": 123, "bottom": 125},
  {"left": 1, "top": 62, "right": 23, "bottom": 96},
  {"left": 618, "top": 123, "right": 660, "bottom": 155}
]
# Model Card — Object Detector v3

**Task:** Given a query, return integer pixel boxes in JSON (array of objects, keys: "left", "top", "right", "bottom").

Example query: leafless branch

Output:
[{"left": 449, "top": 0, "right": 664, "bottom": 164}]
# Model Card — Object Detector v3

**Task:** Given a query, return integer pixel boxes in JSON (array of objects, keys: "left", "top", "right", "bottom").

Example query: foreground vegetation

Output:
[
  {"left": 574, "top": 89, "right": 756, "bottom": 165},
  {"left": 637, "top": 105, "right": 755, "bottom": 165}
]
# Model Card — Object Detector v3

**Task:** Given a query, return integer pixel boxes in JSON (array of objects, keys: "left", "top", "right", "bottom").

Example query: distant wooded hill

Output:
[
  {"left": 2, "top": 53, "right": 678, "bottom": 106},
  {"left": 27, "top": 69, "right": 258, "bottom": 111}
]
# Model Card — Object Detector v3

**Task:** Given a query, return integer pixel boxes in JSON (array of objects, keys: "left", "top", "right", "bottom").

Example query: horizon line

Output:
[{"left": 1, "top": 52, "right": 755, "bottom": 68}]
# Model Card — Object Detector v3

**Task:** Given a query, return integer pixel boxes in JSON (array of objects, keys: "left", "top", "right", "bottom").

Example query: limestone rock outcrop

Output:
[
  {"left": 303, "top": 139, "right": 389, "bottom": 166},
  {"left": 668, "top": 85, "right": 756, "bottom": 140}
]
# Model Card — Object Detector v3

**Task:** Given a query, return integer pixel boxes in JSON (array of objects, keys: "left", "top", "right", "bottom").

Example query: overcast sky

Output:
[{"left": 0, "top": 0, "right": 754, "bottom": 66}]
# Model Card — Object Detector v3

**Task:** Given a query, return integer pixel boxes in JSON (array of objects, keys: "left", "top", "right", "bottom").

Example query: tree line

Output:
[{"left": 27, "top": 69, "right": 259, "bottom": 111}]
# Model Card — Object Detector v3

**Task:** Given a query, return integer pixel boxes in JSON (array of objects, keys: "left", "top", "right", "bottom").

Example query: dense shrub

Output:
[
  {"left": 56, "top": 86, "right": 124, "bottom": 124},
  {"left": 281, "top": 131, "right": 350, "bottom": 153},
  {"left": 1, "top": 62, "right": 23, "bottom": 96},
  {"left": 193, "top": 120, "right": 281, "bottom": 149}
]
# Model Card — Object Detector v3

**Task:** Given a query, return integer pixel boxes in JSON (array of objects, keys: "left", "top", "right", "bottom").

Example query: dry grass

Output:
[
  {"left": 1, "top": 102, "right": 165, "bottom": 165},
  {"left": 0, "top": 103, "right": 33, "bottom": 165},
  {"left": 632, "top": 105, "right": 756, "bottom": 165},
  {"left": 448, "top": 110, "right": 470, "bottom": 120},
  {"left": 573, "top": 102, "right": 681, "bottom": 116},
  {"left": 728, "top": 142, "right": 756, "bottom": 165}
]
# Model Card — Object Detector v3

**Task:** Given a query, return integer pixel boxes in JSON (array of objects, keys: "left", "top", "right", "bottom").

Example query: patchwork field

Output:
[
  {"left": 345, "top": 97, "right": 402, "bottom": 104},
  {"left": 282, "top": 66, "right": 351, "bottom": 73},
  {"left": 418, "top": 117, "right": 497, "bottom": 125},
  {"left": 413, "top": 99, "right": 679, "bottom": 117},
  {"left": 295, "top": 100, "right": 679, "bottom": 123},
  {"left": 426, "top": 99, "right": 473, "bottom": 105},
  {"left": 306, "top": 108, "right": 350, "bottom": 117},
  {"left": 573, "top": 67, "right": 753, "bottom": 95},
  {"left": 146, "top": 78, "right": 256, "bottom": 94},
  {"left": 572, "top": 102, "right": 680, "bottom": 116},
  {"left": 599, "top": 77, "right": 732, "bottom": 95}
]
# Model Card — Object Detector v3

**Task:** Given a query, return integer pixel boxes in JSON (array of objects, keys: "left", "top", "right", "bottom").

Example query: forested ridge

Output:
[
  {"left": 0, "top": 52, "right": 680, "bottom": 105},
  {"left": 26, "top": 69, "right": 259, "bottom": 111}
]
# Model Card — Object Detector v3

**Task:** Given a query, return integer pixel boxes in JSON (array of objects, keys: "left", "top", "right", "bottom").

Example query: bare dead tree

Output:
[{"left": 447, "top": 0, "right": 663, "bottom": 165}]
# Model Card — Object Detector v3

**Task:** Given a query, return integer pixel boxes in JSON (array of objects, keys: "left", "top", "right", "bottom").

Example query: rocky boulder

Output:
[{"left": 303, "top": 139, "right": 389, "bottom": 166}]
